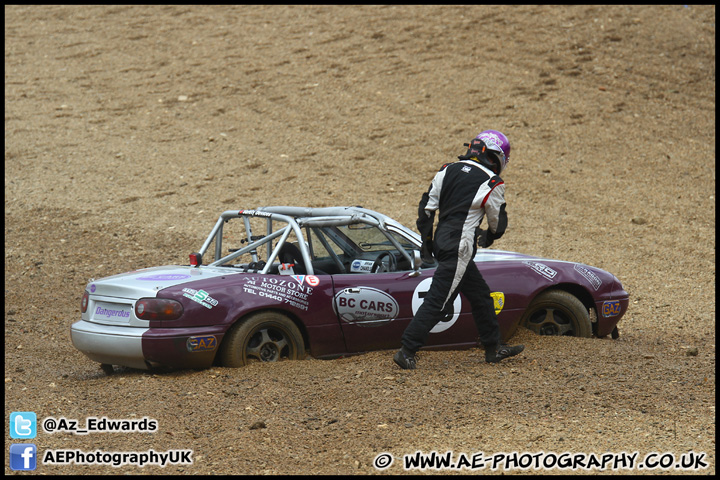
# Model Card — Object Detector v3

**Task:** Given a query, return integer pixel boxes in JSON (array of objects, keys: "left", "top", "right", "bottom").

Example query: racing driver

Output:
[{"left": 394, "top": 130, "right": 525, "bottom": 369}]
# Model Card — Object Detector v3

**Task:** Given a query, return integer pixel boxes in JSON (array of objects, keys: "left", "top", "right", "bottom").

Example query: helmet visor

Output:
[{"left": 486, "top": 146, "right": 505, "bottom": 163}]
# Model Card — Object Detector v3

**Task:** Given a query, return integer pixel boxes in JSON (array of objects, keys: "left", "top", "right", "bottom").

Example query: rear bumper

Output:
[
  {"left": 71, "top": 320, "right": 225, "bottom": 370},
  {"left": 71, "top": 320, "right": 150, "bottom": 370}
]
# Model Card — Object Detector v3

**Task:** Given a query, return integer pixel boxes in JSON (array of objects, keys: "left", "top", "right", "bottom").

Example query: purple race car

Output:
[{"left": 71, "top": 206, "right": 629, "bottom": 372}]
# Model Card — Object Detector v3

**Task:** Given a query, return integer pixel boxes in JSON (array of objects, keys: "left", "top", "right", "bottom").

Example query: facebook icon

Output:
[{"left": 10, "top": 444, "right": 37, "bottom": 471}]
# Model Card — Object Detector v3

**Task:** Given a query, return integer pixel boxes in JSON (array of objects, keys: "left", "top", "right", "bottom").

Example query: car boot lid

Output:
[{"left": 86, "top": 265, "right": 243, "bottom": 299}]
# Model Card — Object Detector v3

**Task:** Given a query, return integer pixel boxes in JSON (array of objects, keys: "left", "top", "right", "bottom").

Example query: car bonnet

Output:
[{"left": 474, "top": 249, "right": 539, "bottom": 262}]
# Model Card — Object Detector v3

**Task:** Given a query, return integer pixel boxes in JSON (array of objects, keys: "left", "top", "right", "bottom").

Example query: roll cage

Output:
[{"left": 193, "top": 206, "right": 424, "bottom": 276}]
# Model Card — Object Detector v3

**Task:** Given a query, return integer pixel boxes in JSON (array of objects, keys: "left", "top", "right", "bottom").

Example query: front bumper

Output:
[{"left": 594, "top": 292, "right": 630, "bottom": 338}]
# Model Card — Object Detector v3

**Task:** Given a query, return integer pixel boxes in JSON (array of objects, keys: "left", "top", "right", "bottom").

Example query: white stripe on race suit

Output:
[{"left": 441, "top": 237, "right": 474, "bottom": 312}]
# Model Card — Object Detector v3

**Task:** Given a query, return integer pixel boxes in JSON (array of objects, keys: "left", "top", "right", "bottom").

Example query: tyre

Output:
[
  {"left": 521, "top": 290, "right": 592, "bottom": 337},
  {"left": 219, "top": 312, "right": 306, "bottom": 367}
]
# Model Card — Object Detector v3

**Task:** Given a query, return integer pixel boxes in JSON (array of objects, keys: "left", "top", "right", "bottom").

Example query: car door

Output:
[
  {"left": 315, "top": 223, "right": 477, "bottom": 353},
  {"left": 331, "top": 269, "right": 423, "bottom": 353}
]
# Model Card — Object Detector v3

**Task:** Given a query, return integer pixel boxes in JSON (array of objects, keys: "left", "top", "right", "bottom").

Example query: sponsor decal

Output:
[
  {"left": 461, "top": 165, "right": 472, "bottom": 173},
  {"left": 333, "top": 287, "right": 400, "bottom": 326},
  {"left": 412, "top": 278, "right": 462, "bottom": 333},
  {"left": 602, "top": 300, "right": 622, "bottom": 318},
  {"left": 137, "top": 274, "right": 191, "bottom": 281},
  {"left": 490, "top": 292, "right": 505, "bottom": 315},
  {"left": 186, "top": 335, "right": 217, "bottom": 352},
  {"left": 94, "top": 305, "right": 131, "bottom": 320},
  {"left": 574, "top": 264, "right": 602, "bottom": 291},
  {"left": 241, "top": 276, "right": 313, "bottom": 311},
  {"left": 523, "top": 260, "right": 558, "bottom": 281},
  {"left": 238, "top": 209, "right": 272, "bottom": 217},
  {"left": 181, "top": 288, "right": 219, "bottom": 309},
  {"left": 289, "top": 275, "right": 320, "bottom": 287},
  {"left": 350, "top": 260, "right": 375, "bottom": 273},
  {"left": 90, "top": 284, "right": 96, "bottom": 293}
]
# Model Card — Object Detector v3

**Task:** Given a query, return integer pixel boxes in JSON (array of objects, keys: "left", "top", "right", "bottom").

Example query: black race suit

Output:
[{"left": 401, "top": 159, "right": 508, "bottom": 353}]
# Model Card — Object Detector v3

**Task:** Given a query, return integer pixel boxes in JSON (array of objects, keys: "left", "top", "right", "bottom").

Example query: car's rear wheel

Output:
[
  {"left": 521, "top": 290, "right": 592, "bottom": 337},
  {"left": 219, "top": 312, "right": 306, "bottom": 367}
]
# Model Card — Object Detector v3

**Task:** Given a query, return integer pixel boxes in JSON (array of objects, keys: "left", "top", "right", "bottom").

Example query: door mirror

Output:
[{"left": 409, "top": 250, "right": 422, "bottom": 277}]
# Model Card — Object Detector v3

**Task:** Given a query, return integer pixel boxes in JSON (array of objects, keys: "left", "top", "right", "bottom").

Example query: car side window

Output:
[{"left": 334, "top": 224, "right": 415, "bottom": 273}]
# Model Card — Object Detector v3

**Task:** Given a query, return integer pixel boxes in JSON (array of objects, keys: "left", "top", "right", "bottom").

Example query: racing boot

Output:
[
  {"left": 393, "top": 347, "right": 417, "bottom": 370},
  {"left": 485, "top": 343, "right": 525, "bottom": 363}
]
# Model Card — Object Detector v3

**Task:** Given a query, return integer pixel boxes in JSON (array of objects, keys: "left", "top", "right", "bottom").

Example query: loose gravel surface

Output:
[{"left": 4, "top": 5, "right": 715, "bottom": 475}]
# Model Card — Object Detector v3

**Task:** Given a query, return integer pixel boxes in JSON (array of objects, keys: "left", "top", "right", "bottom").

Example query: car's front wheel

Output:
[
  {"left": 521, "top": 290, "right": 592, "bottom": 337},
  {"left": 219, "top": 312, "right": 306, "bottom": 367}
]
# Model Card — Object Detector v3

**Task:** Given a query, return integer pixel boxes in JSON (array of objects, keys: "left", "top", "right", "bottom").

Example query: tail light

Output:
[
  {"left": 81, "top": 291, "right": 90, "bottom": 313},
  {"left": 135, "top": 298, "right": 184, "bottom": 321}
]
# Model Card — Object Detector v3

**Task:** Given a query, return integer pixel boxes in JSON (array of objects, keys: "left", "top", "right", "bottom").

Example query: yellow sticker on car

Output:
[{"left": 491, "top": 292, "right": 505, "bottom": 315}]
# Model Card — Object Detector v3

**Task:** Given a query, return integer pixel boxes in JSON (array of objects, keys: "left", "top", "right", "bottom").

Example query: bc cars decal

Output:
[
  {"left": 186, "top": 336, "right": 217, "bottom": 352},
  {"left": 333, "top": 287, "right": 400, "bottom": 326},
  {"left": 602, "top": 300, "right": 621, "bottom": 318},
  {"left": 411, "top": 278, "right": 462, "bottom": 334},
  {"left": 574, "top": 264, "right": 602, "bottom": 291}
]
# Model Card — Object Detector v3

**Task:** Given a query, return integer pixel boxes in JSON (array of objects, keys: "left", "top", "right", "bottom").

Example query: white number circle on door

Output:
[{"left": 411, "top": 278, "right": 462, "bottom": 333}]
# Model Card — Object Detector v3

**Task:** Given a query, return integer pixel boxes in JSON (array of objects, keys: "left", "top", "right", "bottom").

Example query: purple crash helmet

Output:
[{"left": 476, "top": 130, "right": 511, "bottom": 174}]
